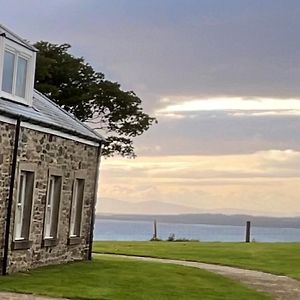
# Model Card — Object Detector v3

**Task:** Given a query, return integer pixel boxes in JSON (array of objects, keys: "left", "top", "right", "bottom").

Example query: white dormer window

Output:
[
  {"left": 3, "top": 49, "right": 28, "bottom": 98},
  {"left": 0, "top": 26, "right": 36, "bottom": 106}
]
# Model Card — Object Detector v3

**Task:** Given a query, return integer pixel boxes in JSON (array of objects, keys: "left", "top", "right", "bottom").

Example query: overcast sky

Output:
[{"left": 3, "top": 1, "right": 300, "bottom": 215}]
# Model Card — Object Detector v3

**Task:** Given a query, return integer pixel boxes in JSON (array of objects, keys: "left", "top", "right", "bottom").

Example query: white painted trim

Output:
[
  {"left": 22, "top": 121, "right": 100, "bottom": 147},
  {"left": 0, "top": 114, "right": 16, "bottom": 125},
  {"left": 0, "top": 36, "right": 4, "bottom": 93},
  {"left": 0, "top": 38, "right": 35, "bottom": 106},
  {"left": 14, "top": 163, "right": 36, "bottom": 242},
  {"left": 0, "top": 115, "right": 100, "bottom": 146}
]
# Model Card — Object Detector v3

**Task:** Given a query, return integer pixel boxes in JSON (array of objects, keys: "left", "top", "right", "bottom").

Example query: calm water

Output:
[{"left": 94, "top": 218, "right": 300, "bottom": 242}]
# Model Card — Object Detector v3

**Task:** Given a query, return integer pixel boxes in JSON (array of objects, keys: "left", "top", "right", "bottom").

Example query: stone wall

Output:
[
  {"left": 0, "top": 122, "right": 16, "bottom": 273},
  {"left": 0, "top": 120, "right": 99, "bottom": 273}
]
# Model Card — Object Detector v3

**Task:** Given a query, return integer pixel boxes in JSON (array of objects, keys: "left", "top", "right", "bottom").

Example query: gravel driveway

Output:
[
  {"left": 0, "top": 293, "right": 66, "bottom": 300},
  {"left": 96, "top": 253, "right": 300, "bottom": 300},
  {"left": 3, "top": 254, "right": 300, "bottom": 300}
]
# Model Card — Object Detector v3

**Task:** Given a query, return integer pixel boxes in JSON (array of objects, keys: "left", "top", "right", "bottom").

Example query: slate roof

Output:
[
  {"left": 0, "top": 90, "right": 104, "bottom": 143},
  {"left": 0, "top": 24, "right": 103, "bottom": 144}
]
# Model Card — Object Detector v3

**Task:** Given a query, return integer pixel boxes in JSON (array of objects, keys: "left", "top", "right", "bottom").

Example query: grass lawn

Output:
[
  {"left": 0, "top": 256, "right": 271, "bottom": 300},
  {"left": 93, "top": 241, "right": 300, "bottom": 280}
]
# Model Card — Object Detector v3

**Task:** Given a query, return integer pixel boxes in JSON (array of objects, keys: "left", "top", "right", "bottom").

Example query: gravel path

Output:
[
  {"left": 96, "top": 253, "right": 300, "bottom": 300},
  {"left": 3, "top": 254, "right": 300, "bottom": 299},
  {"left": 0, "top": 293, "right": 66, "bottom": 300}
]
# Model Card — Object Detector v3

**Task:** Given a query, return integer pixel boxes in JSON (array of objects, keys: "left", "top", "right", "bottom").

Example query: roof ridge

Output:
[{"left": 33, "top": 89, "right": 105, "bottom": 140}]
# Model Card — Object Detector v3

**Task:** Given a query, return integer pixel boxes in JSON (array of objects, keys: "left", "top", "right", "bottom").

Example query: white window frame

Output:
[
  {"left": 44, "top": 170, "right": 63, "bottom": 240},
  {"left": 13, "top": 164, "right": 35, "bottom": 242},
  {"left": 0, "top": 37, "right": 36, "bottom": 106},
  {"left": 70, "top": 179, "right": 79, "bottom": 237},
  {"left": 14, "top": 171, "right": 26, "bottom": 240},
  {"left": 44, "top": 176, "right": 55, "bottom": 239},
  {"left": 69, "top": 171, "right": 86, "bottom": 238}
]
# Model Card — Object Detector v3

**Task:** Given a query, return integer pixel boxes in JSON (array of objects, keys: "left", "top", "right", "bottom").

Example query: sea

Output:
[{"left": 94, "top": 218, "right": 300, "bottom": 242}]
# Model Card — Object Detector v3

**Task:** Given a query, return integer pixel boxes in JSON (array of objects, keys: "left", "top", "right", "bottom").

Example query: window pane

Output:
[
  {"left": 75, "top": 179, "right": 84, "bottom": 236},
  {"left": 70, "top": 178, "right": 84, "bottom": 237},
  {"left": 21, "top": 171, "right": 34, "bottom": 239},
  {"left": 14, "top": 170, "right": 34, "bottom": 241},
  {"left": 70, "top": 181, "right": 78, "bottom": 236},
  {"left": 45, "top": 177, "right": 54, "bottom": 238},
  {"left": 44, "top": 175, "right": 61, "bottom": 239},
  {"left": 51, "top": 176, "right": 61, "bottom": 238},
  {"left": 15, "top": 173, "right": 26, "bottom": 240},
  {"left": 15, "top": 57, "right": 27, "bottom": 98},
  {"left": 2, "top": 51, "right": 15, "bottom": 94}
]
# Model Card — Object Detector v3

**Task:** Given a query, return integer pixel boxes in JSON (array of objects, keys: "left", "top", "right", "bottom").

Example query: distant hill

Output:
[
  {"left": 97, "top": 198, "right": 292, "bottom": 216},
  {"left": 96, "top": 213, "right": 300, "bottom": 229},
  {"left": 97, "top": 198, "right": 204, "bottom": 214}
]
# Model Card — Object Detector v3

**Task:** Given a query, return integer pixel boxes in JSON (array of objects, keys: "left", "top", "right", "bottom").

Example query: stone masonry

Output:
[{"left": 0, "top": 121, "right": 99, "bottom": 273}]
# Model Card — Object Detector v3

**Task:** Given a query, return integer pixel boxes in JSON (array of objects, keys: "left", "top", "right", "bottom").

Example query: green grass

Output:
[
  {"left": 0, "top": 256, "right": 271, "bottom": 300},
  {"left": 93, "top": 241, "right": 300, "bottom": 280}
]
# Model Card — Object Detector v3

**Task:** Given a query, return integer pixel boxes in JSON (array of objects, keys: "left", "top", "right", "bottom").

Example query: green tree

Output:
[{"left": 34, "top": 41, "right": 156, "bottom": 158}]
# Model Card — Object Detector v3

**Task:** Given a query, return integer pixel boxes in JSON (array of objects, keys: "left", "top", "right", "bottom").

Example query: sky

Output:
[{"left": 3, "top": 0, "right": 300, "bottom": 216}]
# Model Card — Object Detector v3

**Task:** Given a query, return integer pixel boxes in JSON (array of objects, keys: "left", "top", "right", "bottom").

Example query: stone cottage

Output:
[{"left": 0, "top": 25, "right": 103, "bottom": 274}]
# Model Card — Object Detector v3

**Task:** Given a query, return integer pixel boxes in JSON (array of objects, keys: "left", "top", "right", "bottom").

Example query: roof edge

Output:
[
  {"left": 33, "top": 90, "right": 105, "bottom": 142},
  {"left": 0, "top": 107, "right": 103, "bottom": 145},
  {"left": 0, "top": 24, "right": 38, "bottom": 52}
]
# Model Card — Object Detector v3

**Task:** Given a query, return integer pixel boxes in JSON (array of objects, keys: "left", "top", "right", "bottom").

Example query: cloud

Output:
[
  {"left": 135, "top": 110, "right": 300, "bottom": 156},
  {"left": 230, "top": 111, "right": 300, "bottom": 117},
  {"left": 101, "top": 150, "right": 300, "bottom": 181},
  {"left": 4, "top": 1, "right": 300, "bottom": 215},
  {"left": 157, "top": 97, "right": 300, "bottom": 114},
  {"left": 3, "top": 0, "right": 300, "bottom": 112},
  {"left": 99, "top": 150, "right": 300, "bottom": 215}
]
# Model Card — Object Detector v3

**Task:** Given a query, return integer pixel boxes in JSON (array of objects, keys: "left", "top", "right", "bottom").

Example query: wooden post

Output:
[
  {"left": 153, "top": 220, "right": 157, "bottom": 240},
  {"left": 245, "top": 221, "right": 251, "bottom": 243}
]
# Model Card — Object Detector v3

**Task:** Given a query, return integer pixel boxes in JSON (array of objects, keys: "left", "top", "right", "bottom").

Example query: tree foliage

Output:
[{"left": 34, "top": 41, "right": 156, "bottom": 157}]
